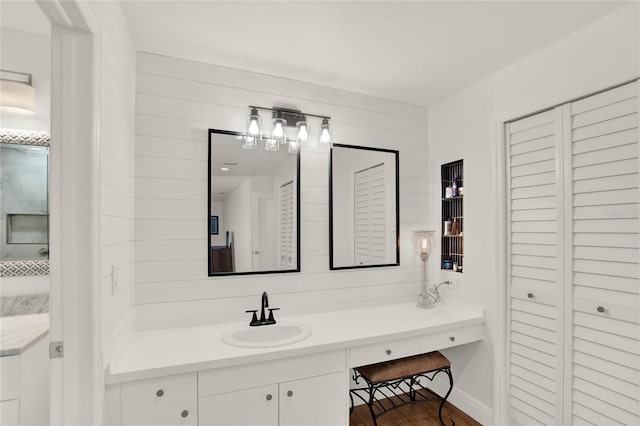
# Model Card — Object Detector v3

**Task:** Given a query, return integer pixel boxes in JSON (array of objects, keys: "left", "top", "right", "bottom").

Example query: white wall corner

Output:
[{"left": 102, "top": 308, "right": 135, "bottom": 370}]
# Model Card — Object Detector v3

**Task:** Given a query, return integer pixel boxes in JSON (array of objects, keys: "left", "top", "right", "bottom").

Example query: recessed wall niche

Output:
[{"left": 441, "top": 159, "right": 463, "bottom": 273}]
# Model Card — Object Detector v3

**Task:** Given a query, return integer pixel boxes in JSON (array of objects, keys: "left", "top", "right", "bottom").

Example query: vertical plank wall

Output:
[
  {"left": 133, "top": 53, "right": 429, "bottom": 330},
  {"left": 89, "top": 2, "right": 137, "bottom": 363}
]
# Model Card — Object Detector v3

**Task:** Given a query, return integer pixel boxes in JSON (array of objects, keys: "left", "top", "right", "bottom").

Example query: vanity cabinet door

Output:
[
  {"left": 279, "top": 372, "right": 347, "bottom": 426},
  {"left": 199, "top": 384, "right": 278, "bottom": 426}
]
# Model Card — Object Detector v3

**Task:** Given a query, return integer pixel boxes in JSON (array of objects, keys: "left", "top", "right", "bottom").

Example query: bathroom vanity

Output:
[{"left": 106, "top": 300, "right": 484, "bottom": 426}]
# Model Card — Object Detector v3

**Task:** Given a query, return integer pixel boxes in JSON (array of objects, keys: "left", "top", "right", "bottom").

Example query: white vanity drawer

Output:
[
  {"left": 121, "top": 372, "right": 197, "bottom": 411},
  {"left": 199, "top": 350, "right": 346, "bottom": 397},
  {"left": 420, "top": 324, "right": 483, "bottom": 354},
  {"left": 122, "top": 399, "right": 197, "bottom": 426},
  {"left": 349, "top": 336, "right": 421, "bottom": 367}
]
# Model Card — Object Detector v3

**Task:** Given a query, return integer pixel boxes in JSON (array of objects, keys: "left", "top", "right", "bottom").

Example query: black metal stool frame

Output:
[{"left": 350, "top": 367, "right": 455, "bottom": 426}]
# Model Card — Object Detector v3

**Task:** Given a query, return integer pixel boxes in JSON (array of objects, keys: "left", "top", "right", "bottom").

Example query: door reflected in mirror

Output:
[
  {"left": 329, "top": 144, "right": 399, "bottom": 270},
  {"left": 208, "top": 129, "right": 300, "bottom": 276}
]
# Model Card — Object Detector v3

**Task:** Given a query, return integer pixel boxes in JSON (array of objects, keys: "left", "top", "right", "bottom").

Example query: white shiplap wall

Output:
[
  {"left": 134, "top": 53, "right": 429, "bottom": 330},
  {"left": 89, "top": 2, "right": 137, "bottom": 364}
]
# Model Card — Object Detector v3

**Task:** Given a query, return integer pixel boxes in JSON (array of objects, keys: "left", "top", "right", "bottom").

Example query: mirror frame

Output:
[
  {"left": 329, "top": 143, "right": 400, "bottom": 271},
  {"left": 0, "top": 128, "right": 50, "bottom": 277},
  {"left": 207, "top": 128, "right": 301, "bottom": 277}
]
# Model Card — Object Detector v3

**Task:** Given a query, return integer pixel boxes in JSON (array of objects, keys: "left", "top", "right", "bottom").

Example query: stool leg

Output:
[
  {"left": 438, "top": 368, "right": 455, "bottom": 426},
  {"left": 367, "top": 383, "right": 378, "bottom": 426}
]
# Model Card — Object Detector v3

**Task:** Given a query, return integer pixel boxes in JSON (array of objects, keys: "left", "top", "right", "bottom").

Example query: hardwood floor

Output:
[{"left": 349, "top": 398, "right": 482, "bottom": 426}]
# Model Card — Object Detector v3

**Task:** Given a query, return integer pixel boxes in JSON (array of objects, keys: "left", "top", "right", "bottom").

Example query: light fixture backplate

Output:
[{"left": 272, "top": 108, "right": 305, "bottom": 127}]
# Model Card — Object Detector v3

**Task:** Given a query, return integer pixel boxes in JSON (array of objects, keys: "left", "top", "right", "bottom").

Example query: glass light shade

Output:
[
  {"left": 272, "top": 117, "right": 287, "bottom": 144},
  {"left": 264, "top": 137, "right": 279, "bottom": 152},
  {"left": 287, "top": 140, "right": 300, "bottom": 154},
  {"left": 241, "top": 135, "right": 257, "bottom": 150},
  {"left": 247, "top": 108, "right": 261, "bottom": 137},
  {"left": 0, "top": 79, "right": 36, "bottom": 113},
  {"left": 414, "top": 231, "right": 436, "bottom": 257},
  {"left": 296, "top": 121, "right": 310, "bottom": 146},
  {"left": 320, "top": 118, "right": 331, "bottom": 146}
]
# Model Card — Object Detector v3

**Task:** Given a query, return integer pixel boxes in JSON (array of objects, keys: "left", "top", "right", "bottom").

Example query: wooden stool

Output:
[{"left": 350, "top": 351, "right": 454, "bottom": 426}]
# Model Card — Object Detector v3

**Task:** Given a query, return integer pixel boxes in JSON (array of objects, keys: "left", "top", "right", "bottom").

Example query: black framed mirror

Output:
[
  {"left": 329, "top": 144, "right": 399, "bottom": 270},
  {"left": 208, "top": 129, "right": 300, "bottom": 276}
]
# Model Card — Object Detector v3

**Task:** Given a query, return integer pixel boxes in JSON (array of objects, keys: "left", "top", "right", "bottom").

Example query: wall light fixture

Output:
[
  {"left": 0, "top": 70, "right": 36, "bottom": 113},
  {"left": 245, "top": 105, "right": 331, "bottom": 152}
]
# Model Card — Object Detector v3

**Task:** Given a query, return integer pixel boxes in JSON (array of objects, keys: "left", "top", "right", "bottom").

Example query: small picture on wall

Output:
[{"left": 210, "top": 216, "right": 219, "bottom": 235}]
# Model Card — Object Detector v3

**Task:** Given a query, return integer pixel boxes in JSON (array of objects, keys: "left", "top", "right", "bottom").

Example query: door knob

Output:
[
  {"left": 527, "top": 293, "right": 534, "bottom": 299},
  {"left": 156, "top": 389, "right": 164, "bottom": 397},
  {"left": 266, "top": 394, "right": 272, "bottom": 401},
  {"left": 597, "top": 306, "right": 605, "bottom": 313},
  {"left": 287, "top": 390, "right": 293, "bottom": 397},
  {"left": 386, "top": 349, "right": 392, "bottom": 355}
]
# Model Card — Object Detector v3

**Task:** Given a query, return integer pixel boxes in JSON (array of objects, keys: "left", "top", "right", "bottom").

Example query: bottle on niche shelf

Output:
[
  {"left": 452, "top": 175, "right": 459, "bottom": 197},
  {"left": 451, "top": 218, "right": 460, "bottom": 235}
]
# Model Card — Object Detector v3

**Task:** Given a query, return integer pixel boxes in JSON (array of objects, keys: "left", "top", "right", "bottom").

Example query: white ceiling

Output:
[
  {"left": 0, "top": 1, "right": 50, "bottom": 36},
  {"left": 120, "top": 1, "right": 626, "bottom": 107}
]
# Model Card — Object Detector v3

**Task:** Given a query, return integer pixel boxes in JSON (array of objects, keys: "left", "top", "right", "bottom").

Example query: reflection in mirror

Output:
[
  {"left": 330, "top": 144, "right": 399, "bottom": 270},
  {"left": 0, "top": 129, "right": 50, "bottom": 277},
  {"left": 208, "top": 129, "right": 300, "bottom": 276}
]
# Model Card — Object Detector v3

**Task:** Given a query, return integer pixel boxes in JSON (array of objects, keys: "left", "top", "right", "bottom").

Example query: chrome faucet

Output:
[{"left": 246, "top": 291, "right": 279, "bottom": 326}]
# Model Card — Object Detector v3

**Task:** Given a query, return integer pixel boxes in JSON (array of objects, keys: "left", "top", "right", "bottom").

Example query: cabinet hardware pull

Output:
[
  {"left": 597, "top": 306, "right": 605, "bottom": 313},
  {"left": 287, "top": 390, "right": 293, "bottom": 397},
  {"left": 449, "top": 336, "right": 455, "bottom": 342},
  {"left": 386, "top": 349, "right": 392, "bottom": 355},
  {"left": 527, "top": 293, "right": 534, "bottom": 299},
  {"left": 156, "top": 389, "right": 164, "bottom": 397},
  {"left": 181, "top": 410, "right": 189, "bottom": 418},
  {"left": 266, "top": 394, "right": 272, "bottom": 401}
]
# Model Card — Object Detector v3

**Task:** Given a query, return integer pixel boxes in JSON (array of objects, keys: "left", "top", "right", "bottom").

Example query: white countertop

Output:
[
  {"left": 0, "top": 313, "right": 50, "bottom": 357},
  {"left": 108, "top": 300, "right": 484, "bottom": 384}
]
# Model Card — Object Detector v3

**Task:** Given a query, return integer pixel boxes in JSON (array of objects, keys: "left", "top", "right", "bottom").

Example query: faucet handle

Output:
[
  {"left": 245, "top": 310, "right": 259, "bottom": 325},
  {"left": 267, "top": 308, "right": 280, "bottom": 323}
]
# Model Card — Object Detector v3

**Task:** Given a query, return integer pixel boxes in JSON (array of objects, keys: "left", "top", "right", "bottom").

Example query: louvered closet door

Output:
[
  {"left": 568, "top": 82, "right": 639, "bottom": 426},
  {"left": 354, "top": 163, "right": 387, "bottom": 265},
  {"left": 279, "top": 181, "right": 294, "bottom": 269},
  {"left": 507, "top": 108, "right": 564, "bottom": 425}
]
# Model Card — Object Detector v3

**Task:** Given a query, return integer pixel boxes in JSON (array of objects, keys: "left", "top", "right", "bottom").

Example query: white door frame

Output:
[{"left": 37, "top": 1, "right": 102, "bottom": 424}]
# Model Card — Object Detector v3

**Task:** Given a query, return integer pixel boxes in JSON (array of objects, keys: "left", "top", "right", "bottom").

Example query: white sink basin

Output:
[{"left": 221, "top": 321, "right": 312, "bottom": 349}]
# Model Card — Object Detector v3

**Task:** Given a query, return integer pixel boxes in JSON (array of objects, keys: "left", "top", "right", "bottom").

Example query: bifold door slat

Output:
[
  {"left": 572, "top": 128, "right": 637, "bottom": 155},
  {"left": 571, "top": 82, "right": 637, "bottom": 115},
  {"left": 573, "top": 364, "right": 639, "bottom": 398},
  {"left": 573, "top": 377, "right": 640, "bottom": 416},
  {"left": 573, "top": 403, "right": 624, "bottom": 426},
  {"left": 572, "top": 173, "right": 638, "bottom": 193},
  {"left": 573, "top": 390, "right": 638, "bottom": 426},
  {"left": 510, "top": 364, "right": 556, "bottom": 393},
  {"left": 573, "top": 352, "right": 639, "bottom": 386},
  {"left": 573, "top": 271, "right": 639, "bottom": 294},
  {"left": 573, "top": 338, "right": 639, "bottom": 369},
  {"left": 572, "top": 97, "right": 637, "bottom": 129}
]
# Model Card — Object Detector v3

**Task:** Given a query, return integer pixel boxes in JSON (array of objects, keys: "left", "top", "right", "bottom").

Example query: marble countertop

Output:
[
  {"left": 108, "top": 300, "right": 484, "bottom": 384},
  {"left": 0, "top": 313, "right": 50, "bottom": 357}
]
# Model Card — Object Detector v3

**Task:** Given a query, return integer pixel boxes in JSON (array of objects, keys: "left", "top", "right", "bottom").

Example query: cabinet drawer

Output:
[
  {"left": 349, "top": 336, "right": 421, "bottom": 367},
  {"left": 122, "top": 399, "right": 197, "bottom": 426},
  {"left": 420, "top": 324, "right": 483, "bottom": 353},
  {"left": 0, "top": 356, "right": 19, "bottom": 401},
  {"left": 199, "top": 350, "right": 346, "bottom": 397},
  {"left": 121, "top": 372, "right": 197, "bottom": 411}
]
